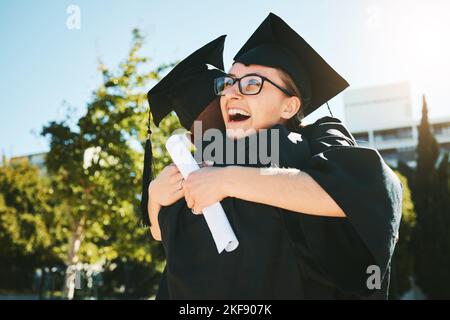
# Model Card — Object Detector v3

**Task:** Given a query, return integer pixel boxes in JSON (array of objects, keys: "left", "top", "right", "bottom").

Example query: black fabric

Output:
[
  {"left": 300, "top": 117, "right": 403, "bottom": 288},
  {"left": 158, "top": 125, "right": 309, "bottom": 299},
  {"left": 147, "top": 35, "right": 227, "bottom": 129},
  {"left": 234, "top": 13, "right": 349, "bottom": 117},
  {"left": 155, "top": 117, "right": 402, "bottom": 299}
]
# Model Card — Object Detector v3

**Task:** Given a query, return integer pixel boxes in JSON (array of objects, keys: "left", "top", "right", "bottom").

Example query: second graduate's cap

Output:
[{"left": 148, "top": 35, "right": 227, "bottom": 129}]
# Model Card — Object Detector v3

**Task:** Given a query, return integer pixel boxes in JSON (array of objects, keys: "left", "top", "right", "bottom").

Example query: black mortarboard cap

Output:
[
  {"left": 140, "top": 35, "right": 227, "bottom": 227},
  {"left": 234, "top": 13, "right": 349, "bottom": 117},
  {"left": 148, "top": 35, "right": 227, "bottom": 129}
]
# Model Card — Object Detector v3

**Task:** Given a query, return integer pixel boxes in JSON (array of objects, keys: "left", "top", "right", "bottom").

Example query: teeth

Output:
[{"left": 228, "top": 108, "right": 251, "bottom": 117}]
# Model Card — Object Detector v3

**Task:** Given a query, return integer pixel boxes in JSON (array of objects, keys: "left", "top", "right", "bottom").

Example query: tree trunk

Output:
[{"left": 63, "top": 215, "right": 85, "bottom": 300}]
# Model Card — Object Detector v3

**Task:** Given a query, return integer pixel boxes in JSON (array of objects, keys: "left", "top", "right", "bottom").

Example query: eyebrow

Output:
[{"left": 227, "top": 73, "right": 262, "bottom": 78}]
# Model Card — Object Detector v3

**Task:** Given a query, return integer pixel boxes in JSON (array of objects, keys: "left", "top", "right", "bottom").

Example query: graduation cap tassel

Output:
[
  {"left": 140, "top": 123, "right": 153, "bottom": 227},
  {"left": 326, "top": 102, "right": 334, "bottom": 117}
]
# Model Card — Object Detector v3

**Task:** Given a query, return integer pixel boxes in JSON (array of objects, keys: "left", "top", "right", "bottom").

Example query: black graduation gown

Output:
[{"left": 155, "top": 117, "right": 403, "bottom": 300}]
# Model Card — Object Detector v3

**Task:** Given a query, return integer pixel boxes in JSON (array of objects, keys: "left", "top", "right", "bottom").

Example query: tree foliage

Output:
[
  {"left": 40, "top": 29, "right": 180, "bottom": 298},
  {"left": 410, "top": 96, "right": 450, "bottom": 299}
]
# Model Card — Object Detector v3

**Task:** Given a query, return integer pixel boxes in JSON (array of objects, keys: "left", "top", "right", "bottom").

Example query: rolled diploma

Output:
[{"left": 165, "top": 134, "right": 239, "bottom": 253}]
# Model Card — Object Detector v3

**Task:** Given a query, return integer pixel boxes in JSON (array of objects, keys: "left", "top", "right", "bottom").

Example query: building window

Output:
[
  {"left": 374, "top": 127, "right": 413, "bottom": 143},
  {"left": 379, "top": 147, "right": 416, "bottom": 165},
  {"left": 432, "top": 122, "right": 450, "bottom": 137},
  {"left": 352, "top": 131, "right": 369, "bottom": 145}
]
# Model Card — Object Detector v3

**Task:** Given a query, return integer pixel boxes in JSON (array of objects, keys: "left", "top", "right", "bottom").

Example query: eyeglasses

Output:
[{"left": 214, "top": 73, "right": 293, "bottom": 97}]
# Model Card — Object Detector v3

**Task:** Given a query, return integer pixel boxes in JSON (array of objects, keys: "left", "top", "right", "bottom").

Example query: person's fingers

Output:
[
  {"left": 172, "top": 188, "right": 184, "bottom": 200},
  {"left": 174, "top": 179, "right": 183, "bottom": 192},
  {"left": 164, "top": 163, "right": 174, "bottom": 171},
  {"left": 162, "top": 163, "right": 177, "bottom": 175},
  {"left": 183, "top": 175, "right": 193, "bottom": 189},
  {"left": 186, "top": 197, "right": 194, "bottom": 209},
  {"left": 167, "top": 164, "right": 180, "bottom": 175},
  {"left": 170, "top": 173, "right": 184, "bottom": 184}
]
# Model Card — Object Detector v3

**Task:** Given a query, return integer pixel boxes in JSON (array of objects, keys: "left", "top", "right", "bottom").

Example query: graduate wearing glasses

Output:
[{"left": 143, "top": 13, "right": 402, "bottom": 299}]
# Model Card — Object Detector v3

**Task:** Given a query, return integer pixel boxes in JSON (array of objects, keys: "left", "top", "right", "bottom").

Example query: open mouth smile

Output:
[{"left": 228, "top": 108, "right": 251, "bottom": 122}]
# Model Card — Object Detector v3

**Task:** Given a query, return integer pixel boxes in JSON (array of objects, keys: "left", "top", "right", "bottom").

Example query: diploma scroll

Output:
[{"left": 165, "top": 134, "right": 239, "bottom": 253}]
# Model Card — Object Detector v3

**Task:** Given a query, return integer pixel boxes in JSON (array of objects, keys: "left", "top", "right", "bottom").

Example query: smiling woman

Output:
[
  {"left": 145, "top": 13, "right": 403, "bottom": 300},
  {"left": 216, "top": 63, "right": 301, "bottom": 139}
]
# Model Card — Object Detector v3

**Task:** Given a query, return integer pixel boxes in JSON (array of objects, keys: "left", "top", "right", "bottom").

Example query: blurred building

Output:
[
  {"left": 343, "top": 82, "right": 450, "bottom": 167},
  {"left": 9, "top": 152, "right": 47, "bottom": 175}
]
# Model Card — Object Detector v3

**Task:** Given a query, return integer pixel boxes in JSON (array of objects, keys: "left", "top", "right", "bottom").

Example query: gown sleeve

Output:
[{"left": 288, "top": 117, "right": 403, "bottom": 296}]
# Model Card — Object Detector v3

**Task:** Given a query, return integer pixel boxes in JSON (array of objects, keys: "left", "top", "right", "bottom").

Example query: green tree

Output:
[
  {"left": 411, "top": 95, "right": 450, "bottom": 298},
  {"left": 419, "top": 153, "right": 450, "bottom": 298},
  {"left": 412, "top": 96, "right": 439, "bottom": 214},
  {"left": 41, "top": 29, "right": 180, "bottom": 299},
  {"left": 0, "top": 159, "right": 60, "bottom": 291},
  {"left": 390, "top": 171, "right": 416, "bottom": 298}
]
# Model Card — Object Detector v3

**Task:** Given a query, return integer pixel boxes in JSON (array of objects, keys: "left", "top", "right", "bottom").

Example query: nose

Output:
[{"left": 222, "top": 81, "right": 242, "bottom": 99}]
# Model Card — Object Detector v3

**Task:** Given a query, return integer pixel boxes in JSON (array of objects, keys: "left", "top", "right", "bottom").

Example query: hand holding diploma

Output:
[{"left": 166, "top": 133, "right": 239, "bottom": 253}]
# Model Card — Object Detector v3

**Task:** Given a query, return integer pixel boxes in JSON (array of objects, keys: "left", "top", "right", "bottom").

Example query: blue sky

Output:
[{"left": 1, "top": 0, "right": 450, "bottom": 158}]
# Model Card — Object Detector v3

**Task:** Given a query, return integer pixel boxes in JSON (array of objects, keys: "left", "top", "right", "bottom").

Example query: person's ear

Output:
[{"left": 280, "top": 96, "right": 301, "bottom": 120}]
